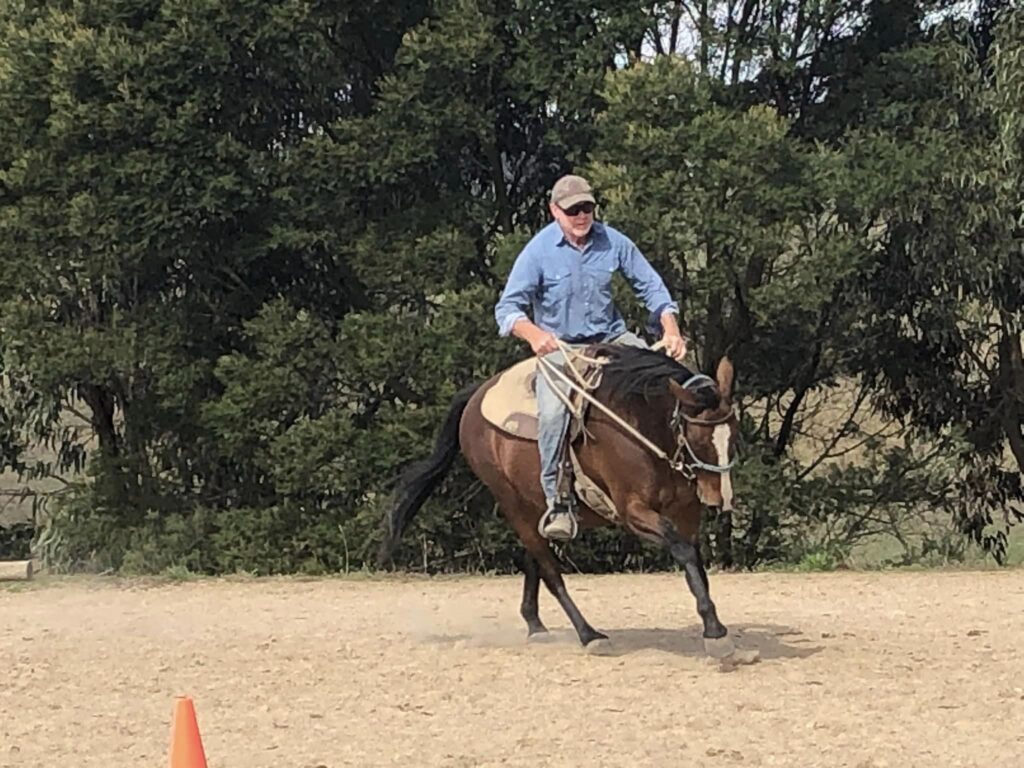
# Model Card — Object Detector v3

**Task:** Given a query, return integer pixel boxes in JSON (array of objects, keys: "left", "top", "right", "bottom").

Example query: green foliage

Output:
[
  {"left": 792, "top": 549, "right": 844, "bottom": 573},
  {"left": 2, "top": 0, "right": 1022, "bottom": 575},
  {"left": 0, "top": 521, "right": 33, "bottom": 560},
  {"left": 835, "top": 24, "right": 1024, "bottom": 552}
]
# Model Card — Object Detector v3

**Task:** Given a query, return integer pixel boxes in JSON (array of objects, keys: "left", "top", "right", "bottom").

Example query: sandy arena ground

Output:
[{"left": 2, "top": 570, "right": 1023, "bottom": 767}]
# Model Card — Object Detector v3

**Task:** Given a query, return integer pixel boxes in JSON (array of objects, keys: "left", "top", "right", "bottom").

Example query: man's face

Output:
[{"left": 550, "top": 201, "right": 595, "bottom": 241}]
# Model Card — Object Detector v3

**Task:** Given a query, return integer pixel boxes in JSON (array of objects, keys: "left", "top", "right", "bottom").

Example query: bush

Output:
[
  {"left": 0, "top": 521, "right": 34, "bottom": 560},
  {"left": 38, "top": 485, "right": 379, "bottom": 575}
]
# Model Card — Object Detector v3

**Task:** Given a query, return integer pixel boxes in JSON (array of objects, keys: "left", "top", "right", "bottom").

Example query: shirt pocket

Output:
[
  {"left": 582, "top": 262, "right": 615, "bottom": 303},
  {"left": 539, "top": 271, "right": 570, "bottom": 321},
  {"left": 540, "top": 271, "right": 570, "bottom": 302}
]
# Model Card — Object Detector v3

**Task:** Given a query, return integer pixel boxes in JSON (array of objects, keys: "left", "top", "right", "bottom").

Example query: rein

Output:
[{"left": 535, "top": 343, "right": 734, "bottom": 479}]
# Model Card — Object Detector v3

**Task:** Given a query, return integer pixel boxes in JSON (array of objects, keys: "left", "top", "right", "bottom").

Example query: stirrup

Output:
[{"left": 538, "top": 502, "right": 579, "bottom": 541}]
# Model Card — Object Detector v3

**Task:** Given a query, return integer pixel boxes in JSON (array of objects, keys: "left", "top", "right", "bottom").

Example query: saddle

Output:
[{"left": 479, "top": 354, "right": 621, "bottom": 523}]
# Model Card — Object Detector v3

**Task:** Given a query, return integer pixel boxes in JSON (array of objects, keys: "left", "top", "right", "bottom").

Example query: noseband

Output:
[{"left": 670, "top": 374, "right": 736, "bottom": 479}]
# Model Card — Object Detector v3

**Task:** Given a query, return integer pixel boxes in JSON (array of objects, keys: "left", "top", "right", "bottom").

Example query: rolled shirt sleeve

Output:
[
  {"left": 618, "top": 238, "right": 679, "bottom": 319},
  {"left": 494, "top": 248, "right": 540, "bottom": 337}
]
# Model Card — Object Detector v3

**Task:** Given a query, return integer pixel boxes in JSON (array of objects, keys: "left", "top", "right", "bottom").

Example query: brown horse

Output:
[{"left": 378, "top": 345, "right": 740, "bottom": 657}]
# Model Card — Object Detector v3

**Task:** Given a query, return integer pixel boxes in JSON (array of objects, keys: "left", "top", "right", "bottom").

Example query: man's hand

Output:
[
  {"left": 512, "top": 318, "right": 560, "bottom": 356},
  {"left": 661, "top": 333, "right": 687, "bottom": 361},
  {"left": 529, "top": 330, "right": 560, "bottom": 357},
  {"left": 659, "top": 311, "right": 687, "bottom": 360}
]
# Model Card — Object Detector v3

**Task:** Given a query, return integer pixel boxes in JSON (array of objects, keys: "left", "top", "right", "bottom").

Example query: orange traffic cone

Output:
[{"left": 169, "top": 696, "right": 209, "bottom": 768}]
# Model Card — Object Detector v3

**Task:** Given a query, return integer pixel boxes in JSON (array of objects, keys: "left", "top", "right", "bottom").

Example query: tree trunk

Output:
[
  {"left": 79, "top": 383, "right": 119, "bottom": 458},
  {"left": 484, "top": 139, "right": 514, "bottom": 235},
  {"left": 997, "top": 314, "right": 1024, "bottom": 473}
]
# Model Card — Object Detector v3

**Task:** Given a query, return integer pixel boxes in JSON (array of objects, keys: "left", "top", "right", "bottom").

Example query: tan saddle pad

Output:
[{"left": 480, "top": 357, "right": 541, "bottom": 440}]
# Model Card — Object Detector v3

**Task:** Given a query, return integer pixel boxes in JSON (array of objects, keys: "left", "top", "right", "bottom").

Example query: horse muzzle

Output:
[{"left": 696, "top": 474, "right": 735, "bottom": 512}]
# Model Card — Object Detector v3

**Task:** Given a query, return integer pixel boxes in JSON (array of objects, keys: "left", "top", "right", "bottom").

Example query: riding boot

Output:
[{"left": 538, "top": 497, "right": 578, "bottom": 541}]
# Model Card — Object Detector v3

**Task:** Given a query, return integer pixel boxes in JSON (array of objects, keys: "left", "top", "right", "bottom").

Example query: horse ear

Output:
[
  {"left": 668, "top": 379, "right": 701, "bottom": 411},
  {"left": 716, "top": 357, "right": 735, "bottom": 404}
]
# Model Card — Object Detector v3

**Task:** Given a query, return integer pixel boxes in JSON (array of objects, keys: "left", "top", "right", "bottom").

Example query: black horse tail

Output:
[{"left": 376, "top": 381, "right": 483, "bottom": 567}]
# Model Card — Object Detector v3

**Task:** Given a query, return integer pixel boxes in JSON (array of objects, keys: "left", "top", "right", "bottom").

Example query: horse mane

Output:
[{"left": 592, "top": 344, "right": 720, "bottom": 409}]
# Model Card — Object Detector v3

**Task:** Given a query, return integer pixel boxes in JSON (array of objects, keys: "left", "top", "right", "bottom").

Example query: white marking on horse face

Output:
[{"left": 712, "top": 424, "right": 733, "bottom": 512}]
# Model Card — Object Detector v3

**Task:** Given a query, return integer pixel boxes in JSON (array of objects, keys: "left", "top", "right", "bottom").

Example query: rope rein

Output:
[{"left": 534, "top": 341, "right": 734, "bottom": 478}]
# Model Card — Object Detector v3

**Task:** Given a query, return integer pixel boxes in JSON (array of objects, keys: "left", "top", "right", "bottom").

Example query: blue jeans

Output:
[{"left": 535, "top": 331, "right": 648, "bottom": 502}]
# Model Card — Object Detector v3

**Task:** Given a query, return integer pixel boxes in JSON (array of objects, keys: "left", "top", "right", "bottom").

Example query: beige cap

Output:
[{"left": 550, "top": 174, "right": 596, "bottom": 209}]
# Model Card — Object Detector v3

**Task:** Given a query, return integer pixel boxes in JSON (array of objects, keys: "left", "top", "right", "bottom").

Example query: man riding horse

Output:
[
  {"left": 494, "top": 174, "right": 688, "bottom": 541},
  {"left": 379, "top": 174, "right": 743, "bottom": 658}
]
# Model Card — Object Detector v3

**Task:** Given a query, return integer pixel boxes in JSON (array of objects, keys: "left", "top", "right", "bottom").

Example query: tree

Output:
[
  {"left": 839, "top": 16, "right": 1024, "bottom": 558},
  {"left": 0, "top": 0, "right": 428, "bottom": 567},
  {"left": 2, "top": 0, "right": 1019, "bottom": 573}
]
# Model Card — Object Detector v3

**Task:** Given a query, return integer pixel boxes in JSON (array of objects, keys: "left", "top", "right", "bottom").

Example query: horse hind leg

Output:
[
  {"left": 486, "top": 482, "right": 551, "bottom": 639},
  {"left": 519, "top": 551, "right": 547, "bottom": 637},
  {"left": 532, "top": 547, "right": 610, "bottom": 651},
  {"left": 492, "top": 479, "right": 607, "bottom": 649}
]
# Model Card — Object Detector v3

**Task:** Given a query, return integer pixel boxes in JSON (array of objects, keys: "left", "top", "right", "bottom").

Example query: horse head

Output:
[{"left": 667, "top": 357, "right": 739, "bottom": 511}]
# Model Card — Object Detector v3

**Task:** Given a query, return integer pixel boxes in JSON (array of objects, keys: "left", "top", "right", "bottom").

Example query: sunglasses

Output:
[{"left": 561, "top": 202, "right": 595, "bottom": 216}]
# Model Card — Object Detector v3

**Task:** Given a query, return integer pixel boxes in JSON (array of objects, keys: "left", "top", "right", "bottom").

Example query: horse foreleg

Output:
[
  {"left": 665, "top": 526, "right": 733, "bottom": 656},
  {"left": 624, "top": 501, "right": 733, "bottom": 658}
]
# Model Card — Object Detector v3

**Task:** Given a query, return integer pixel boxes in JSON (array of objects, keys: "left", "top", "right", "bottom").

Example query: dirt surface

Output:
[{"left": 2, "top": 570, "right": 1023, "bottom": 767}]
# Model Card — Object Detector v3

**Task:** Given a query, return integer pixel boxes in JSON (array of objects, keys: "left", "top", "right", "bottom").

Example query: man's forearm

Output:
[
  {"left": 660, "top": 311, "right": 683, "bottom": 338},
  {"left": 512, "top": 318, "right": 546, "bottom": 346}
]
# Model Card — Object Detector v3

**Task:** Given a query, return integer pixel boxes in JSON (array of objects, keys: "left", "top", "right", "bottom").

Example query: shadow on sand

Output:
[
  {"left": 600, "top": 624, "right": 822, "bottom": 661},
  {"left": 419, "top": 623, "right": 822, "bottom": 662}
]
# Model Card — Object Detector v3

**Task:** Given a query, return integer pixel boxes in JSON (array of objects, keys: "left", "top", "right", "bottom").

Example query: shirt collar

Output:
[{"left": 550, "top": 220, "right": 606, "bottom": 249}]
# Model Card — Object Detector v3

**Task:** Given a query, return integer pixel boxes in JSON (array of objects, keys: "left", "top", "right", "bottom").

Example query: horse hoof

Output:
[
  {"left": 703, "top": 634, "right": 736, "bottom": 659},
  {"left": 714, "top": 647, "right": 761, "bottom": 672},
  {"left": 730, "top": 648, "right": 761, "bottom": 665},
  {"left": 584, "top": 637, "right": 614, "bottom": 656},
  {"left": 527, "top": 630, "right": 553, "bottom": 644}
]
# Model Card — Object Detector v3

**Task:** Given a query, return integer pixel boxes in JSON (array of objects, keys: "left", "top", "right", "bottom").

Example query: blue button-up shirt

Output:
[{"left": 494, "top": 221, "right": 679, "bottom": 341}]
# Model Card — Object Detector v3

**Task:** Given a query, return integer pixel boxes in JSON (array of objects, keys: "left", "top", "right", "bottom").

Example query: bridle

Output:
[
  {"left": 536, "top": 356, "right": 736, "bottom": 481},
  {"left": 669, "top": 374, "right": 736, "bottom": 479}
]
